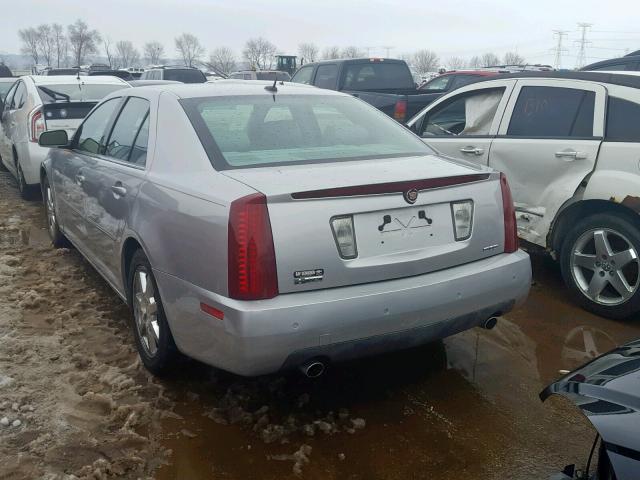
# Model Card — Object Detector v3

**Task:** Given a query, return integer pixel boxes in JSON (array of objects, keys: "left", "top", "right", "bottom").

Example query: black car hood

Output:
[{"left": 541, "top": 338, "right": 640, "bottom": 467}]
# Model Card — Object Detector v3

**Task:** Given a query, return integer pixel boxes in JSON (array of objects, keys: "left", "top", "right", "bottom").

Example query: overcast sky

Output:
[{"left": 1, "top": 0, "right": 639, "bottom": 68}]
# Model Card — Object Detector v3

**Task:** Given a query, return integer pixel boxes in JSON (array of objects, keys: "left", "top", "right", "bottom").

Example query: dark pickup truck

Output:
[{"left": 290, "top": 58, "right": 440, "bottom": 123}]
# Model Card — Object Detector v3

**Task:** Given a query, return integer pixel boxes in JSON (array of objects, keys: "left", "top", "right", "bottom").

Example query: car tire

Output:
[
  {"left": 128, "top": 249, "right": 180, "bottom": 376},
  {"left": 15, "top": 159, "right": 36, "bottom": 200},
  {"left": 0, "top": 153, "right": 8, "bottom": 172},
  {"left": 42, "top": 175, "right": 70, "bottom": 248},
  {"left": 560, "top": 213, "right": 640, "bottom": 319}
]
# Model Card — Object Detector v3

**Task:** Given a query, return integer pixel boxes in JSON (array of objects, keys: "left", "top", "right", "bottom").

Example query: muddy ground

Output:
[{"left": 0, "top": 170, "right": 638, "bottom": 479}]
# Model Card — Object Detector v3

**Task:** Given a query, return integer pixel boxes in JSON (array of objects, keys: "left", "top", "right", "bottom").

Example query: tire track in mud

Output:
[{"left": 0, "top": 172, "right": 173, "bottom": 479}]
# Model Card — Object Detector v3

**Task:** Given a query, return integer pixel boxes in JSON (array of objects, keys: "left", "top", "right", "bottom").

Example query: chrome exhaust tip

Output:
[
  {"left": 482, "top": 316, "right": 499, "bottom": 330},
  {"left": 300, "top": 360, "right": 326, "bottom": 378}
]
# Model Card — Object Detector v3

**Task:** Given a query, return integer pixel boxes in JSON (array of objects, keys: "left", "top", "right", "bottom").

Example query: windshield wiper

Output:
[{"left": 38, "top": 86, "right": 71, "bottom": 103}]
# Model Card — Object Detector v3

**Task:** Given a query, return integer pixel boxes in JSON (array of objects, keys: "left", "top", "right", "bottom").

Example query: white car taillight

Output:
[
  {"left": 30, "top": 108, "right": 46, "bottom": 143},
  {"left": 451, "top": 200, "right": 474, "bottom": 241},
  {"left": 331, "top": 215, "right": 358, "bottom": 259}
]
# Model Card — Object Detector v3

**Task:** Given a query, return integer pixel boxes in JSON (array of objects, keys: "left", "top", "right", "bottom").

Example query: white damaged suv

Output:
[{"left": 407, "top": 71, "right": 640, "bottom": 319}]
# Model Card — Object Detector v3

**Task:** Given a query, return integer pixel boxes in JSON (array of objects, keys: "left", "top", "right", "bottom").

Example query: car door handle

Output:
[
  {"left": 75, "top": 173, "right": 85, "bottom": 185},
  {"left": 555, "top": 150, "right": 587, "bottom": 161},
  {"left": 111, "top": 184, "right": 127, "bottom": 197},
  {"left": 460, "top": 146, "right": 484, "bottom": 155}
]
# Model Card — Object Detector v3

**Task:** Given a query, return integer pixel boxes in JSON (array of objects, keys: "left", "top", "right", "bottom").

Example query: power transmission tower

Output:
[
  {"left": 575, "top": 23, "right": 592, "bottom": 69},
  {"left": 552, "top": 30, "right": 569, "bottom": 69}
]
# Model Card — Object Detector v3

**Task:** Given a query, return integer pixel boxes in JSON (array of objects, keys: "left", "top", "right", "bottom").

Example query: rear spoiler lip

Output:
[
  {"left": 41, "top": 101, "right": 98, "bottom": 108},
  {"left": 291, "top": 173, "right": 492, "bottom": 200}
]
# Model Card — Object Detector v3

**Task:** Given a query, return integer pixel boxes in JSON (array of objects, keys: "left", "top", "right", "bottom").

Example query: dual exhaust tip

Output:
[{"left": 298, "top": 316, "right": 499, "bottom": 378}]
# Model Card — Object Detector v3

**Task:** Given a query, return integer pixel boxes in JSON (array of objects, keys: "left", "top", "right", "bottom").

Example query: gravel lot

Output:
[{"left": 0, "top": 171, "right": 638, "bottom": 479}]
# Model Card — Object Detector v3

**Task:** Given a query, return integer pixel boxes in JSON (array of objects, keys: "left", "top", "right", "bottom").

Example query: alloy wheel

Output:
[
  {"left": 133, "top": 268, "right": 160, "bottom": 357},
  {"left": 45, "top": 185, "right": 57, "bottom": 237},
  {"left": 570, "top": 228, "right": 640, "bottom": 306}
]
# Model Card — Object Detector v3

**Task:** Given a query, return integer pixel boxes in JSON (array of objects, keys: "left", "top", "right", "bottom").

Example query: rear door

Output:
[
  {"left": 489, "top": 79, "right": 606, "bottom": 245},
  {"left": 52, "top": 97, "right": 122, "bottom": 247},
  {"left": 407, "top": 80, "right": 515, "bottom": 166},
  {"left": 0, "top": 82, "right": 17, "bottom": 168},
  {"left": 82, "top": 96, "right": 150, "bottom": 285}
]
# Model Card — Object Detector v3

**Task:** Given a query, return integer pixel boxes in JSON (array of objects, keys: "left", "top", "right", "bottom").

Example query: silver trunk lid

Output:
[{"left": 223, "top": 155, "right": 506, "bottom": 294}]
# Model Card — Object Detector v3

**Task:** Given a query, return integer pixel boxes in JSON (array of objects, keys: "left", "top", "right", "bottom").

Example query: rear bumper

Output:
[
  {"left": 155, "top": 250, "right": 531, "bottom": 376},
  {"left": 17, "top": 141, "right": 48, "bottom": 185}
]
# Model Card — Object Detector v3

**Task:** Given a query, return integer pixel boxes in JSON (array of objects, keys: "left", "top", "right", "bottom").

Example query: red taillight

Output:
[
  {"left": 30, "top": 108, "right": 46, "bottom": 143},
  {"left": 500, "top": 173, "right": 518, "bottom": 253},
  {"left": 394, "top": 99, "right": 407, "bottom": 121},
  {"left": 228, "top": 193, "right": 278, "bottom": 300}
]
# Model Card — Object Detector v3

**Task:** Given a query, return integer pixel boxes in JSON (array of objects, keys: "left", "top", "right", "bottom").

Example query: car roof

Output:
[
  {"left": 470, "top": 70, "right": 640, "bottom": 90},
  {"left": 128, "top": 80, "right": 340, "bottom": 99},
  {"left": 28, "top": 75, "right": 130, "bottom": 86},
  {"left": 300, "top": 58, "right": 406, "bottom": 67},
  {"left": 0, "top": 77, "right": 17, "bottom": 83}
]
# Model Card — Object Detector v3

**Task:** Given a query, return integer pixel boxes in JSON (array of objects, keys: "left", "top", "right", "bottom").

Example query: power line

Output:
[
  {"left": 575, "top": 22, "right": 593, "bottom": 68},
  {"left": 552, "top": 30, "right": 569, "bottom": 69}
]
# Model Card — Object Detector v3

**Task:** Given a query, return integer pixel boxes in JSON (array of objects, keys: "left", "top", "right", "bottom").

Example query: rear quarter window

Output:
[
  {"left": 606, "top": 97, "right": 640, "bottom": 142},
  {"left": 342, "top": 63, "right": 415, "bottom": 90}
]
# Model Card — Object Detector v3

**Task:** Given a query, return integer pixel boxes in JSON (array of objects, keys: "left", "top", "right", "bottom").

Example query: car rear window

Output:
[
  {"left": 164, "top": 69, "right": 206, "bottom": 83},
  {"left": 606, "top": 97, "right": 640, "bottom": 142},
  {"left": 37, "top": 83, "right": 126, "bottom": 103},
  {"left": 256, "top": 72, "right": 291, "bottom": 81},
  {"left": 181, "top": 94, "right": 432, "bottom": 169},
  {"left": 342, "top": 62, "right": 415, "bottom": 90}
]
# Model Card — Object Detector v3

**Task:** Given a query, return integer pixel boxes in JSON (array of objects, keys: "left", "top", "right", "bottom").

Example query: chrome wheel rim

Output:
[
  {"left": 133, "top": 268, "right": 160, "bottom": 357},
  {"left": 571, "top": 228, "right": 640, "bottom": 306},
  {"left": 45, "top": 185, "right": 57, "bottom": 237}
]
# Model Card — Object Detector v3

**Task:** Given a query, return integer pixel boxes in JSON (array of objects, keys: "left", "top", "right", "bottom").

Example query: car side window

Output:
[
  {"left": 129, "top": 114, "right": 150, "bottom": 166},
  {"left": 12, "top": 82, "right": 26, "bottom": 109},
  {"left": 314, "top": 64, "right": 338, "bottom": 89},
  {"left": 606, "top": 97, "right": 640, "bottom": 142},
  {"left": 291, "top": 65, "right": 314, "bottom": 85},
  {"left": 75, "top": 98, "right": 120, "bottom": 155},
  {"left": 3, "top": 83, "right": 17, "bottom": 112},
  {"left": 420, "top": 87, "right": 505, "bottom": 137},
  {"left": 507, "top": 86, "right": 595, "bottom": 137},
  {"left": 104, "top": 97, "right": 151, "bottom": 164}
]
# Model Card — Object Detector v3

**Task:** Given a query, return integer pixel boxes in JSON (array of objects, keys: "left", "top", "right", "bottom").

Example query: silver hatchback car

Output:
[{"left": 39, "top": 82, "right": 531, "bottom": 377}]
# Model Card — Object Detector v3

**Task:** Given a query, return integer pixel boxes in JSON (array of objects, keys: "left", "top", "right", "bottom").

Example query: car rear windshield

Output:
[
  {"left": 37, "top": 83, "right": 125, "bottom": 103},
  {"left": 256, "top": 72, "right": 291, "bottom": 81},
  {"left": 342, "top": 62, "right": 415, "bottom": 90},
  {"left": 181, "top": 94, "right": 432, "bottom": 169},
  {"left": 163, "top": 69, "right": 206, "bottom": 83}
]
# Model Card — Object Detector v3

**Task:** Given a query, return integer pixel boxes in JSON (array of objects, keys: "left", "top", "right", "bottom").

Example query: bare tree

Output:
[
  {"left": 321, "top": 46, "right": 341, "bottom": 60},
  {"left": 412, "top": 49, "right": 440, "bottom": 74},
  {"left": 341, "top": 46, "right": 364, "bottom": 59},
  {"left": 469, "top": 55, "right": 482, "bottom": 68},
  {"left": 446, "top": 56, "right": 467, "bottom": 70},
  {"left": 37, "top": 24, "right": 55, "bottom": 66},
  {"left": 243, "top": 37, "right": 277, "bottom": 69},
  {"left": 115, "top": 40, "right": 140, "bottom": 68},
  {"left": 143, "top": 41, "right": 164, "bottom": 65},
  {"left": 51, "top": 23, "right": 67, "bottom": 67},
  {"left": 67, "top": 19, "right": 101, "bottom": 66},
  {"left": 175, "top": 33, "right": 204, "bottom": 67},
  {"left": 19, "top": 27, "right": 40, "bottom": 65},
  {"left": 298, "top": 42, "right": 318, "bottom": 64},
  {"left": 480, "top": 52, "right": 501, "bottom": 67},
  {"left": 103, "top": 37, "right": 115, "bottom": 68},
  {"left": 503, "top": 51, "right": 525, "bottom": 65},
  {"left": 208, "top": 46, "right": 236, "bottom": 75}
]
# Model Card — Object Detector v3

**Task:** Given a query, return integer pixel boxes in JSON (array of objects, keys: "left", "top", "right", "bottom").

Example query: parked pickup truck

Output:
[{"left": 290, "top": 58, "right": 440, "bottom": 122}]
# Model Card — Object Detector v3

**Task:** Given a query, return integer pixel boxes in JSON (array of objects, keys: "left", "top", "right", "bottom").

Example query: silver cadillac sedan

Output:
[{"left": 39, "top": 81, "right": 531, "bottom": 377}]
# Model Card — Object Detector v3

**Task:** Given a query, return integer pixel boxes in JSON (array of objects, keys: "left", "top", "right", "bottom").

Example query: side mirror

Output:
[{"left": 38, "top": 129, "right": 69, "bottom": 147}]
